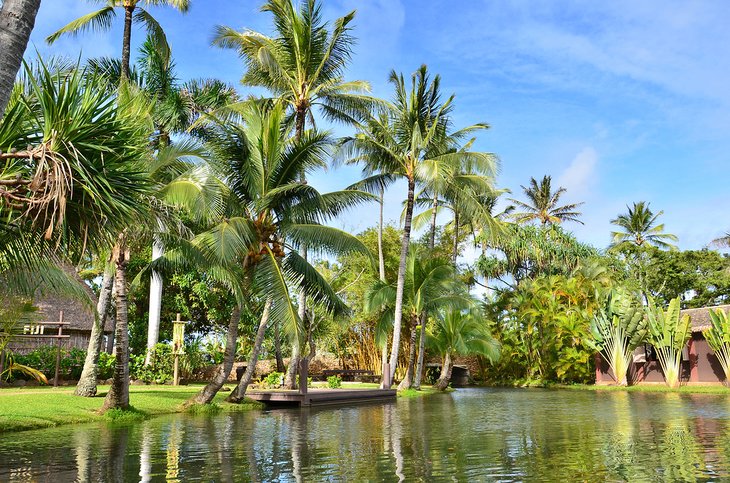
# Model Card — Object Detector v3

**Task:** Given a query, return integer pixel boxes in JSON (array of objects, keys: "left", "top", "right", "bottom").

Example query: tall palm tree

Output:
[
  {"left": 509, "top": 175, "right": 584, "bottom": 225},
  {"left": 610, "top": 201, "right": 678, "bottom": 249},
  {"left": 365, "top": 248, "right": 472, "bottom": 390},
  {"left": 0, "top": 0, "right": 42, "bottom": 120},
  {"left": 213, "top": 0, "right": 375, "bottom": 388},
  {"left": 342, "top": 65, "right": 492, "bottom": 387},
  {"left": 46, "top": 0, "right": 190, "bottom": 79},
  {"left": 182, "top": 102, "right": 370, "bottom": 405}
]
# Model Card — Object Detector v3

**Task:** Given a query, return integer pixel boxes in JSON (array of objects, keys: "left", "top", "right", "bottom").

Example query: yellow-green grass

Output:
[
  {"left": 0, "top": 384, "right": 262, "bottom": 434},
  {"left": 556, "top": 384, "right": 730, "bottom": 395}
]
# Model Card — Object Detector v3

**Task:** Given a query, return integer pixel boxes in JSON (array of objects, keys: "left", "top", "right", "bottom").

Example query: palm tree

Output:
[
  {"left": 182, "top": 102, "right": 370, "bottom": 405},
  {"left": 342, "top": 65, "right": 493, "bottom": 387},
  {"left": 610, "top": 201, "right": 678, "bottom": 249},
  {"left": 366, "top": 248, "right": 471, "bottom": 390},
  {"left": 510, "top": 175, "right": 583, "bottom": 225},
  {"left": 46, "top": 0, "right": 190, "bottom": 79},
  {"left": 0, "top": 0, "right": 42, "bottom": 120},
  {"left": 213, "top": 0, "right": 375, "bottom": 388},
  {"left": 430, "top": 308, "right": 500, "bottom": 390}
]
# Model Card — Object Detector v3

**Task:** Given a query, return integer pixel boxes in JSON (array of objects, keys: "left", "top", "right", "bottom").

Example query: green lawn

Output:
[
  {"left": 0, "top": 384, "right": 262, "bottom": 434},
  {"left": 557, "top": 383, "right": 730, "bottom": 395}
]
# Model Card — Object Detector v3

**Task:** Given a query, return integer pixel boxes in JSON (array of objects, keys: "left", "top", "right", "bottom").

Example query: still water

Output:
[{"left": 2, "top": 388, "right": 730, "bottom": 481}]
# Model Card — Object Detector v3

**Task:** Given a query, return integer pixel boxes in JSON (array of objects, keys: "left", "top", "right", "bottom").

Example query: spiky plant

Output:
[
  {"left": 646, "top": 297, "right": 691, "bottom": 388},
  {"left": 588, "top": 289, "right": 647, "bottom": 386},
  {"left": 610, "top": 201, "right": 678, "bottom": 249},
  {"left": 704, "top": 308, "right": 730, "bottom": 386},
  {"left": 509, "top": 175, "right": 584, "bottom": 225}
]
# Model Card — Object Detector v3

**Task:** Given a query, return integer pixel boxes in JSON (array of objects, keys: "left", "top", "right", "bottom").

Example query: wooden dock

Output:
[{"left": 246, "top": 388, "right": 397, "bottom": 407}]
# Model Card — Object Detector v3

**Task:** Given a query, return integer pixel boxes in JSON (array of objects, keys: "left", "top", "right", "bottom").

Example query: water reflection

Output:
[{"left": 3, "top": 389, "right": 730, "bottom": 481}]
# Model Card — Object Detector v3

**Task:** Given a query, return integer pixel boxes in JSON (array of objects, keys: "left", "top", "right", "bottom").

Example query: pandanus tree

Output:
[
  {"left": 0, "top": 0, "right": 42, "bottom": 120},
  {"left": 610, "top": 201, "right": 678, "bottom": 249},
  {"left": 183, "top": 102, "right": 370, "bottom": 405},
  {"left": 0, "top": 61, "right": 154, "bottom": 409},
  {"left": 588, "top": 289, "right": 647, "bottom": 386},
  {"left": 704, "top": 308, "right": 730, "bottom": 385},
  {"left": 509, "top": 175, "right": 584, "bottom": 226},
  {"left": 365, "top": 248, "right": 471, "bottom": 390},
  {"left": 429, "top": 308, "right": 501, "bottom": 390},
  {"left": 646, "top": 297, "right": 691, "bottom": 388},
  {"left": 47, "top": 0, "right": 190, "bottom": 79},
  {"left": 341, "top": 65, "right": 493, "bottom": 387},
  {"left": 213, "top": 0, "right": 375, "bottom": 388}
]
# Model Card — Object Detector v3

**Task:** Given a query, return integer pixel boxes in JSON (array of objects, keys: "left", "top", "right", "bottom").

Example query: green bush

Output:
[
  {"left": 327, "top": 375, "right": 342, "bottom": 389},
  {"left": 261, "top": 371, "right": 283, "bottom": 388},
  {"left": 97, "top": 352, "right": 116, "bottom": 380},
  {"left": 12, "top": 346, "right": 86, "bottom": 381},
  {"left": 130, "top": 343, "right": 173, "bottom": 384}
]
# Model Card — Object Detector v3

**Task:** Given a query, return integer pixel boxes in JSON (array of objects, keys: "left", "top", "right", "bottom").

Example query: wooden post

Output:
[
  {"left": 172, "top": 313, "right": 183, "bottom": 386},
  {"left": 299, "top": 358, "right": 308, "bottom": 395},
  {"left": 53, "top": 311, "right": 64, "bottom": 387},
  {"left": 381, "top": 361, "right": 391, "bottom": 389}
]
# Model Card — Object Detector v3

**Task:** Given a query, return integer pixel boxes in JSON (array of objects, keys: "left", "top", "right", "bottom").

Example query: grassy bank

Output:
[
  {"left": 558, "top": 384, "right": 730, "bottom": 395},
  {"left": 0, "top": 384, "right": 262, "bottom": 434}
]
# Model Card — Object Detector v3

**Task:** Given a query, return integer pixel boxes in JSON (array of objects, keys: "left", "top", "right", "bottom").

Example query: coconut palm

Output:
[
  {"left": 509, "top": 175, "right": 584, "bottom": 226},
  {"left": 429, "top": 308, "right": 501, "bottom": 390},
  {"left": 365, "top": 248, "right": 472, "bottom": 390},
  {"left": 213, "top": 0, "right": 376, "bottom": 387},
  {"left": 0, "top": 0, "right": 42, "bottom": 120},
  {"left": 46, "top": 0, "right": 190, "bottom": 79},
  {"left": 610, "top": 201, "right": 678, "bottom": 249},
  {"left": 645, "top": 297, "right": 691, "bottom": 388},
  {"left": 341, "top": 65, "right": 493, "bottom": 387},
  {"left": 181, "top": 102, "right": 370, "bottom": 405}
]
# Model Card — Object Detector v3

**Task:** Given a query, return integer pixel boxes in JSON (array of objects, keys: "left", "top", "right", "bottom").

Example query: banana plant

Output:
[
  {"left": 704, "top": 308, "right": 730, "bottom": 385},
  {"left": 646, "top": 297, "right": 691, "bottom": 388},
  {"left": 588, "top": 289, "right": 646, "bottom": 386}
]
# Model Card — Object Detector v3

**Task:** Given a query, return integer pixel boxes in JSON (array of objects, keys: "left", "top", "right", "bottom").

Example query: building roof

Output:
[
  {"left": 33, "top": 295, "right": 105, "bottom": 333},
  {"left": 681, "top": 304, "right": 730, "bottom": 332}
]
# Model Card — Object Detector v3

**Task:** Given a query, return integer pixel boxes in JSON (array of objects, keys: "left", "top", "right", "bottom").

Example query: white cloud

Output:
[{"left": 556, "top": 147, "right": 598, "bottom": 199}]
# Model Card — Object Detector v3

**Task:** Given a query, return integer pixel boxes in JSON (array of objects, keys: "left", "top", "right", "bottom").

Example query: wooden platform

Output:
[{"left": 245, "top": 388, "right": 397, "bottom": 407}]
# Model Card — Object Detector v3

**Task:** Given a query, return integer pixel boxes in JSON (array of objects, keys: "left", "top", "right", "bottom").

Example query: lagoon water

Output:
[{"left": 2, "top": 388, "right": 730, "bottom": 481}]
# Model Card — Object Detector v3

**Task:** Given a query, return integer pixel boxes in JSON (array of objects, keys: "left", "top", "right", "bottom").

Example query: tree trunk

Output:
[
  {"left": 227, "top": 299, "right": 271, "bottom": 403},
  {"left": 386, "top": 176, "right": 416, "bottom": 387},
  {"left": 0, "top": 0, "right": 41, "bottom": 121},
  {"left": 186, "top": 306, "right": 241, "bottom": 406},
  {"left": 378, "top": 185, "right": 386, "bottom": 281},
  {"left": 274, "top": 320, "right": 285, "bottom": 372},
  {"left": 452, "top": 209, "right": 459, "bottom": 265},
  {"left": 429, "top": 192, "right": 438, "bottom": 250},
  {"left": 75, "top": 264, "right": 114, "bottom": 397},
  {"left": 121, "top": 6, "right": 134, "bottom": 79},
  {"left": 413, "top": 312, "right": 428, "bottom": 389},
  {"left": 397, "top": 315, "right": 419, "bottom": 390},
  {"left": 283, "top": 340, "right": 300, "bottom": 389},
  {"left": 101, "top": 237, "right": 130, "bottom": 412},
  {"left": 144, "top": 239, "right": 164, "bottom": 365},
  {"left": 434, "top": 352, "right": 452, "bottom": 391}
]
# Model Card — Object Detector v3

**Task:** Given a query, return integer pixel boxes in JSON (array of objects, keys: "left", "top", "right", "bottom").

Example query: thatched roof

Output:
[
  {"left": 33, "top": 295, "right": 104, "bottom": 332},
  {"left": 681, "top": 304, "right": 730, "bottom": 332}
]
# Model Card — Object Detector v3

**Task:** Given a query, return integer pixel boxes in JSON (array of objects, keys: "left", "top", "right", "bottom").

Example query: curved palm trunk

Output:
[
  {"left": 413, "top": 312, "right": 428, "bottom": 389},
  {"left": 75, "top": 264, "right": 114, "bottom": 397},
  {"left": 429, "top": 192, "right": 438, "bottom": 250},
  {"left": 144, "top": 240, "right": 164, "bottom": 365},
  {"left": 0, "top": 0, "right": 41, "bottom": 121},
  {"left": 121, "top": 6, "right": 134, "bottom": 79},
  {"left": 186, "top": 306, "right": 241, "bottom": 406},
  {"left": 378, "top": 185, "right": 386, "bottom": 280},
  {"left": 283, "top": 340, "right": 300, "bottom": 389},
  {"left": 101, "top": 237, "right": 130, "bottom": 412},
  {"left": 397, "top": 315, "right": 419, "bottom": 390},
  {"left": 386, "top": 176, "right": 416, "bottom": 387},
  {"left": 452, "top": 209, "right": 459, "bottom": 265},
  {"left": 227, "top": 298, "right": 271, "bottom": 403},
  {"left": 434, "top": 352, "right": 452, "bottom": 391}
]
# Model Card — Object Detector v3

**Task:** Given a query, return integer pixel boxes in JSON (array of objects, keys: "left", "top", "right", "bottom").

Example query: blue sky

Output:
[{"left": 25, "top": 0, "right": 730, "bottom": 252}]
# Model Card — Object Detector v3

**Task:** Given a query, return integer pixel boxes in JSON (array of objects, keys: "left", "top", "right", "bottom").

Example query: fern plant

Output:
[
  {"left": 704, "top": 308, "right": 730, "bottom": 385},
  {"left": 646, "top": 297, "right": 691, "bottom": 388}
]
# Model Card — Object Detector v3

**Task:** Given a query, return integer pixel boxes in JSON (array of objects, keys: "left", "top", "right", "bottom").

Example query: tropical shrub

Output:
[
  {"left": 327, "top": 375, "right": 342, "bottom": 389},
  {"left": 130, "top": 343, "right": 173, "bottom": 384},
  {"left": 261, "top": 371, "right": 284, "bottom": 389},
  {"left": 704, "top": 308, "right": 730, "bottom": 385},
  {"left": 97, "top": 352, "right": 116, "bottom": 380},
  {"left": 646, "top": 297, "right": 691, "bottom": 388},
  {"left": 588, "top": 289, "right": 647, "bottom": 385}
]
